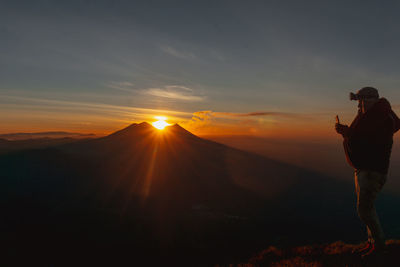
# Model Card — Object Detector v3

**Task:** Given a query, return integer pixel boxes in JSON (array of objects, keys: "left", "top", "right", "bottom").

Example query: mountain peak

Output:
[
  {"left": 168, "top": 123, "right": 185, "bottom": 131},
  {"left": 170, "top": 123, "right": 183, "bottom": 128},
  {"left": 138, "top": 121, "right": 152, "bottom": 127},
  {"left": 107, "top": 121, "right": 153, "bottom": 138},
  {"left": 106, "top": 122, "right": 198, "bottom": 140},
  {"left": 166, "top": 123, "right": 198, "bottom": 138}
]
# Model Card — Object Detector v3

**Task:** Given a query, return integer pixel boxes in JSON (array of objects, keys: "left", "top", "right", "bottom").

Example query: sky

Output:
[{"left": 1, "top": 0, "right": 400, "bottom": 139}]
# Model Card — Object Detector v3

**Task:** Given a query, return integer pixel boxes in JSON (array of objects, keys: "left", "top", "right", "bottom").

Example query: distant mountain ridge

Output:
[
  {"left": 0, "top": 131, "right": 96, "bottom": 140},
  {"left": 0, "top": 137, "right": 85, "bottom": 154}
]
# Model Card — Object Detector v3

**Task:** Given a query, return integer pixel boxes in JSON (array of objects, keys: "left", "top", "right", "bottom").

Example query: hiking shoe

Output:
[
  {"left": 352, "top": 241, "right": 372, "bottom": 255},
  {"left": 361, "top": 243, "right": 387, "bottom": 259}
]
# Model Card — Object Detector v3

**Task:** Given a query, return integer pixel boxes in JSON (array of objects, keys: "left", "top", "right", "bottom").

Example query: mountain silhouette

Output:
[
  {"left": 59, "top": 122, "right": 303, "bottom": 206},
  {"left": 2, "top": 123, "right": 400, "bottom": 266}
]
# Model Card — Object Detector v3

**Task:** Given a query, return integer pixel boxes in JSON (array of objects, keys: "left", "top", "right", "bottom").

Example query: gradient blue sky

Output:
[{"left": 1, "top": 0, "right": 400, "bottom": 137}]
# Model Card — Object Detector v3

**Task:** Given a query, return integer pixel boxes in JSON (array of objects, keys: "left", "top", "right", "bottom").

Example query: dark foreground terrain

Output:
[
  {"left": 2, "top": 123, "right": 400, "bottom": 266},
  {"left": 238, "top": 240, "right": 400, "bottom": 267}
]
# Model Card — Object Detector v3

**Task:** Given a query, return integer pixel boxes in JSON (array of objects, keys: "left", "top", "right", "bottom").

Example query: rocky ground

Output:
[{"left": 233, "top": 240, "right": 400, "bottom": 267}]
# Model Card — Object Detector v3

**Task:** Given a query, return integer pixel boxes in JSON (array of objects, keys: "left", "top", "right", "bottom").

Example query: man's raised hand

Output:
[{"left": 335, "top": 122, "right": 349, "bottom": 137}]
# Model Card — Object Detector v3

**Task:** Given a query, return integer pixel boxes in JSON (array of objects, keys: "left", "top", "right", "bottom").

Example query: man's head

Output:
[{"left": 350, "top": 87, "right": 380, "bottom": 114}]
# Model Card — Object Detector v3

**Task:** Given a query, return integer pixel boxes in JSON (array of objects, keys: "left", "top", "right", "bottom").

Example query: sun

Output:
[{"left": 152, "top": 116, "right": 171, "bottom": 130}]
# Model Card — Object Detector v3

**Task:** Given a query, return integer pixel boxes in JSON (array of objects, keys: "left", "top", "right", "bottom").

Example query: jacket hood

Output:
[
  {"left": 369, "top": 97, "right": 400, "bottom": 133},
  {"left": 371, "top": 98, "right": 392, "bottom": 114}
]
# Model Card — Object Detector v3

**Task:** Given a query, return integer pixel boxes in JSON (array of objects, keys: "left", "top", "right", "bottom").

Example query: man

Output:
[{"left": 335, "top": 87, "right": 400, "bottom": 257}]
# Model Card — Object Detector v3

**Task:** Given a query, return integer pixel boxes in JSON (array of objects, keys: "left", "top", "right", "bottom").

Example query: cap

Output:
[{"left": 350, "top": 87, "right": 379, "bottom": 101}]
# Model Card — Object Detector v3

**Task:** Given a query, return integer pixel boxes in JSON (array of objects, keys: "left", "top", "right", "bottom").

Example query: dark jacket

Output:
[{"left": 343, "top": 98, "right": 400, "bottom": 174}]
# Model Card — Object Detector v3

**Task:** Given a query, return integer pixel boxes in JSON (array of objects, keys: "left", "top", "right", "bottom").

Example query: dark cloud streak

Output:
[{"left": 216, "top": 111, "right": 300, "bottom": 118}]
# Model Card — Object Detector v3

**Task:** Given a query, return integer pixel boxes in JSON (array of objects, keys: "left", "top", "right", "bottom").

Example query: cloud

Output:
[
  {"left": 183, "top": 109, "right": 317, "bottom": 136},
  {"left": 191, "top": 110, "right": 214, "bottom": 122},
  {"left": 144, "top": 85, "right": 205, "bottom": 101},
  {"left": 107, "top": 81, "right": 136, "bottom": 92},
  {"left": 184, "top": 110, "right": 214, "bottom": 130},
  {"left": 186, "top": 110, "right": 301, "bottom": 127},
  {"left": 160, "top": 45, "right": 197, "bottom": 60},
  {"left": 209, "top": 49, "right": 225, "bottom": 62},
  {"left": 107, "top": 81, "right": 204, "bottom": 102},
  {"left": 0, "top": 94, "right": 193, "bottom": 118},
  {"left": 215, "top": 111, "right": 301, "bottom": 118}
]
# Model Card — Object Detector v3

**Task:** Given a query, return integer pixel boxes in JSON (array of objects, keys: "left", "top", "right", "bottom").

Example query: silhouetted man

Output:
[{"left": 335, "top": 87, "right": 400, "bottom": 257}]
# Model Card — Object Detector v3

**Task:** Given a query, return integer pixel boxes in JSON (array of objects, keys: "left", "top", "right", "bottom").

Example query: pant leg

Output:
[
  {"left": 354, "top": 173, "right": 374, "bottom": 243},
  {"left": 367, "top": 226, "right": 372, "bottom": 243},
  {"left": 354, "top": 172, "right": 373, "bottom": 243},
  {"left": 355, "top": 170, "right": 387, "bottom": 246}
]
